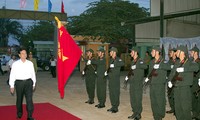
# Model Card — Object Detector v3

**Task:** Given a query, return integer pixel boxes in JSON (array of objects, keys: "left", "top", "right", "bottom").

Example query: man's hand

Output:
[
  {"left": 33, "top": 86, "right": 36, "bottom": 92},
  {"left": 10, "top": 88, "right": 14, "bottom": 95},
  {"left": 55, "top": 16, "right": 62, "bottom": 29}
]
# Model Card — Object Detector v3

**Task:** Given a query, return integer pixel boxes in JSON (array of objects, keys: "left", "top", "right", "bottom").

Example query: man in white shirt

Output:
[{"left": 9, "top": 48, "right": 36, "bottom": 120}]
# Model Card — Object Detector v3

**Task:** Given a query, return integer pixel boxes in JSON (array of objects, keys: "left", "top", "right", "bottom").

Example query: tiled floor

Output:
[{"left": 0, "top": 70, "right": 176, "bottom": 120}]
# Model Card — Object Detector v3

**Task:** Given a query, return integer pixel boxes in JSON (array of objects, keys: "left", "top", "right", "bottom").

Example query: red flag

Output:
[
  {"left": 57, "top": 26, "right": 82, "bottom": 98},
  {"left": 61, "top": 1, "right": 65, "bottom": 13}
]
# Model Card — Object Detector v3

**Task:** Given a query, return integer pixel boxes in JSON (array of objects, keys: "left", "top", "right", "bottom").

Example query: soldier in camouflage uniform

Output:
[
  {"left": 106, "top": 47, "right": 124, "bottom": 113},
  {"left": 189, "top": 46, "right": 200, "bottom": 119},
  {"left": 166, "top": 48, "right": 177, "bottom": 114},
  {"left": 92, "top": 47, "right": 107, "bottom": 108},
  {"left": 168, "top": 45, "right": 199, "bottom": 120},
  {"left": 144, "top": 46, "right": 171, "bottom": 120},
  {"left": 124, "top": 47, "right": 147, "bottom": 120},
  {"left": 82, "top": 49, "right": 96, "bottom": 104}
]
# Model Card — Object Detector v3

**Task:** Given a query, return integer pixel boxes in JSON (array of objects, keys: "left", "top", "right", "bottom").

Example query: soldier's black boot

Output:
[
  {"left": 134, "top": 114, "right": 141, "bottom": 120},
  {"left": 128, "top": 113, "right": 136, "bottom": 119}
]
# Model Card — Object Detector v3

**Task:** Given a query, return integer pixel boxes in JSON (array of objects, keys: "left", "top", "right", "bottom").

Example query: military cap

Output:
[
  {"left": 169, "top": 48, "right": 176, "bottom": 52},
  {"left": 152, "top": 46, "right": 161, "bottom": 52},
  {"left": 110, "top": 47, "right": 118, "bottom": 53},
  {"left": 97, "top": 47, "right": 105, "bottom": 52},
  {"left": 189, "top": 46, "right": 199, "bottom": 53},
  {"left": 177, "top": 45, "right": 188, "bottom": 53},
  {"left": 130, "top": 46, "right": 139, "bottom": 52},
  {"left": 86, "top": 49, "right": 94, "bottom": 53},
  {"left": 29, "top": 52, "right": 33, "bottom": 55}
]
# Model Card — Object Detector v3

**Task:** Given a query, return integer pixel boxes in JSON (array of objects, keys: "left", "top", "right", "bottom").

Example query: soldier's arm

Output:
[{"left": 184, "top": 61, "right": 199, "bottom": 72}]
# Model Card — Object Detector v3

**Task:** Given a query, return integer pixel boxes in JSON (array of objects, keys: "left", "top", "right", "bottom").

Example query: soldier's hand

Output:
[
  {"left": 125, "top": 76, "right": 128, "bottom": 81},
  {"left": 110, "top": 64, "right": 114, "bottom": 68},
  {"left": 82, "top": 71, "right": 85, "bottom": 75},
  {"left": 131, "top": 65, "right": 136, "bottom": 70},
  {"left": 168, "top": 81, "right": 173, "bottom": 88},
  {"left": 86, "top": 60, "right": 91, "bottom": 65},
  {"left": 198, "top": 78, "right": 200, "bottom": 86},
  {"left": 104, "top": 71, "right": 108, "bottom": 76},
  {"left": 144, "top": 78, "right": 149, "bottom": 82}
]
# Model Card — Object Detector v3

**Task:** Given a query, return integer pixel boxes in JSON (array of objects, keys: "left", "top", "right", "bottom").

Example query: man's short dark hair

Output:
[{"left": 18, "top": 47, "right": 27, "bottom": 54}]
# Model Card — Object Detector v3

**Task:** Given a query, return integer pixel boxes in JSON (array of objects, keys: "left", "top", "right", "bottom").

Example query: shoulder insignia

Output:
[{"left": 140, "top": 61, "right": 143, "bottom": 64}]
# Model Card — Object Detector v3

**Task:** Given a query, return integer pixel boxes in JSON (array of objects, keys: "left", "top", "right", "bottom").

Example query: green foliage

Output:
[
  {"left": 0, "top": 18, "right": 23, "bottom": 46},
  {"left": 67, "top": 0, "right": 149, "bottom": 43},
  {"left": 20, "top": 21, "right": 54, "bottom": 47}
]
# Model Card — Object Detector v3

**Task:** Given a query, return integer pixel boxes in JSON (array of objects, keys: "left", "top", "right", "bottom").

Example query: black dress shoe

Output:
[
  {"left": 107, "top": 108, "right": 113, "bottom": 112},
  {"left": 88, "top": 101, "right": 94, "bottom": 104},
  {"left": 97, "top": 105, "right": 105, "bottom": 108},
  {"left": 85, "top": 100, "right": 89, "bottom": 103},
  {"left": 128, "top": 114, "right": 136, "bottom": 119},
  {"left": 166, "top": 109, "right": 174, "bottom": 114},
  {"left": 134, "top": 114, "right": 141, "bottom": 120},
  {"left": 95, "top": 104, "right": 99, "bottom": 107},
  {"left": 111, "top": 109, "right": 118, "bottom": 113}
]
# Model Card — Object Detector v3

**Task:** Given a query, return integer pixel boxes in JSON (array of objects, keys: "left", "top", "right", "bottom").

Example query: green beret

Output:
[
  {"left": 97, "top": 47, "right": 105, "bottom": 52},
  {"left": 86, "top": 49, "right": 94, "bottom": 53},
  {"left": 110, "top": 47, "right": 118, "bottom": 53},
  {"left": 189, "top": 46, "right": 199, "bottom": 53},
  {"left": 152, "top": 46, "right": 161, "bottom": 52},
  {"left": 130, "top": 46, "right": 139, "bottom": 52}
]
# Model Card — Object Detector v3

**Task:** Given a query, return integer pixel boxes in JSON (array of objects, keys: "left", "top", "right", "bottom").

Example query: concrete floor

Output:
[{"left": 0, "top": 70, "right": 176, "bottom": 120}]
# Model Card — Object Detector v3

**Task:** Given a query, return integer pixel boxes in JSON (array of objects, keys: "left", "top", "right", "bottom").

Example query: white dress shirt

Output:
[{"left": 9, "top": 59, "right": 36, "bottom": 88}]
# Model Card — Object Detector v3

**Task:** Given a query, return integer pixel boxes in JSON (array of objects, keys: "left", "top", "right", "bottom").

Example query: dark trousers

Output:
[
  {"left": 96, "top": 76, "right": 107, "bottom": 105},
  {"left": 150, "top": 84, "right": 166, "bottom": 120},
  {"left": 167, "top": 87, "right": 175, "bottom": 111},
  {"left": 15, "top": 79, "right": 34, "bottom": 118},
  {"left": 174, "top": 86, "right": 192, "bottom": 120},
  {"left": 85, "top": 74, "right": 96, "bottom": 101},
  {"left": 50, "top": 66, "right": 56, "bottom": 77}
]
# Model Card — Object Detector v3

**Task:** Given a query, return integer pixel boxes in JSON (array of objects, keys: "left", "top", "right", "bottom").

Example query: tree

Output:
[
  {"left": 20, "top": 21, "right": 54, "bottom": 48},
  {"left": 67, "top": 0, "right": 149, "bottom": 47},
  {"left": 0, "top": 18, "right": 23, "bottom": 47}
]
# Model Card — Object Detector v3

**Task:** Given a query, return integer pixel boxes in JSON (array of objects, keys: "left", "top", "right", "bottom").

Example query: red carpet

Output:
[{"left": 0, "top": 103, "right": 81, "bottom": 120}]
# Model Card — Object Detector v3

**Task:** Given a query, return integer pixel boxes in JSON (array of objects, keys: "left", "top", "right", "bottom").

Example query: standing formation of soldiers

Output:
[{"left": 82, "top": 45, "right": 200, "bottom": 120}]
